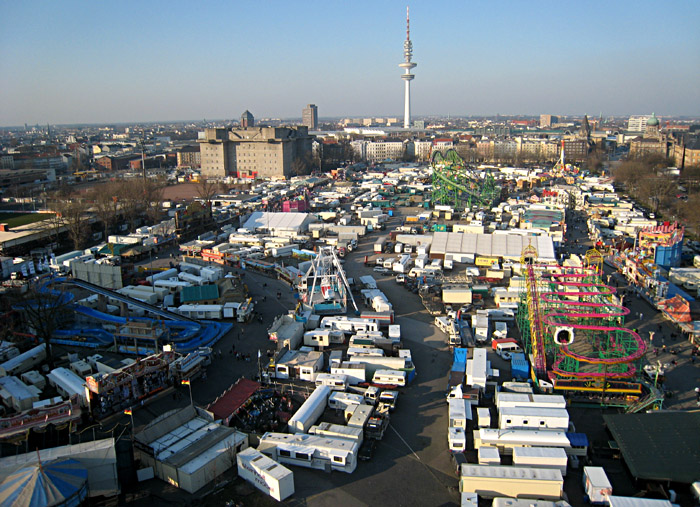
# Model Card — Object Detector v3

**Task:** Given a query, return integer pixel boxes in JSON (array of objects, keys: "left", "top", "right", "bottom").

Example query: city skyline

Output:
[{"left": 1, "top": 0, "right": 699, "bottom": 126}]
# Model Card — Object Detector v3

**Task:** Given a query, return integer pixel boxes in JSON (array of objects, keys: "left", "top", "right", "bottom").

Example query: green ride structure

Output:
[{"left": 430, "top": 149, "right": 500, "bottom": 211}]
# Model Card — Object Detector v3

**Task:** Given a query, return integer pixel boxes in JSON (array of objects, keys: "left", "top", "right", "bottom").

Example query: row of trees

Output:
[
  {"left": 614, "top": 154, "right": 700, "bottom": 236},
  {"left": 48, "top": 177, "right": 167, "bottom": 250}
]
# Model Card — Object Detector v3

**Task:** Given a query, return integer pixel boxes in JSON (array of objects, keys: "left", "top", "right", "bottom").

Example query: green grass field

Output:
[{"left": 0, "top": 212, "right": 56, "bottom": 229}]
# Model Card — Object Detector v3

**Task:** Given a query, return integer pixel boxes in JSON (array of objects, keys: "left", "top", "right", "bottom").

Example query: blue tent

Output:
[{"left": 0, "top": 458, "right": 88, "bottom": 507}]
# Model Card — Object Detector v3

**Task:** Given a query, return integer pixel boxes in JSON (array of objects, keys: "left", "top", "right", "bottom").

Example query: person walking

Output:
[{"left": 639, "top": 312, "right": 644, "bottom": 321}]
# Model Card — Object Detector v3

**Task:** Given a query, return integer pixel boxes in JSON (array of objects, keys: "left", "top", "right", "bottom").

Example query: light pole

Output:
[{"left": 182, "top": 378, "right": 193, "bottom": 405}]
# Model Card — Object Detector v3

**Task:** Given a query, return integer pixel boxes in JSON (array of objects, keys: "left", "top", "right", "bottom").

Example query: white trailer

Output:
[
  {"left": 347, "top": 347, "right": 384, "bottom": 357},
  {"left": 154, "top": 279, "right": 191, "bottom": 293},
  {"left": 0, "top": 344, "right": 47, "bottom": 377},
  {"left": 304, "top": 329, "right": 344, "bottom": 348},
  {"left": 476, "top": 407, "right": 491, "bottom": 428},
  {"left": 478, "top": 447, "right": 501, "bottom": 465},
  {"left": 320, "top": 316, "right": 379, "bottom": 334},
  {"left": 258, "top": 432, "right": 359, "bottom": 474},
  {"left": 237, "top": 447, "right": 295, "bottom": 502},
  {"left": 448, "top": 398, "right": 470, "bottom": 428},
  {"left": 498, "top": 407, "right": 570, "bottom": 431},
  {"left": 146, "top": 268, "right": 179, "bottom": 284},
  {"left": 449, "top": 426, "right": 467, "bottom": 452},
  {"left": 177, "top": 304, "right": 224, "bottom": 320},
  {"left": 474, "top": 428, "right": 582, "bottom": 456},
  {"left": 388, "top": 324, "right": 401, "bottom": 342},
  {"left": 583, "top": 466, "right": 612, "bottom": 504},
  {"left": 466, "top": 348, "right": 489, "bottom": 389},
  {"left": 47, "top": 367, "right": 89, "bottom": 407},
  {"left": 472, "top": 314, "right": 490, "bottom": 344},
  {"left": 331, "top": 363, "right": 367, "bottom": 385},
  {"left": 459, "top": 465, "right": 563, "bottom": 501},
  {"left": 287, "top": 385, "right": 330, "bottom": 434},
  {"left": 315, "top": 373, "right": 349, "bottom": 391},
  {"left": 328, "top": 391, "right": 364, "bottom": 411},
  {"left": 349, "top": 356, "right": 410, "bottom": 379},
  {"left": 392, "top": 255, "right": 412, "bottom": 274},
  {"left": 372, "top": 369, "right": 406, "bottom": 387},
  {"left": 374, "top": 237, "right": 387, "bottom": 253},
  {"left": 512, "top": 446, "right": 568, "bottom": 476},
  {"left": 309, "top": 422, "right": 364, "bottom": 446},
  {"left": 495, "top": 393, "right": 567, "bottom": 411},
  {"left": 346, "top": 403, "right": 374, "bottom": 429},
  {"left": 0, "top": 376, "right": 40, "bottom": 412},
  {"left": 415, "top": 253, "right": 429, "bottom": 269}
]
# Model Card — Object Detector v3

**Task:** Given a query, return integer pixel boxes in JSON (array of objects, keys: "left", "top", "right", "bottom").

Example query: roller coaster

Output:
[
  {"left": 518, "top": 248, "right": 648, "bottom": 404},
  {"left": 15, "top": 277, "right": 231, "bottom": 354},
  {"left": 430, "top": 149, "right": 500, "bottom": 211}
]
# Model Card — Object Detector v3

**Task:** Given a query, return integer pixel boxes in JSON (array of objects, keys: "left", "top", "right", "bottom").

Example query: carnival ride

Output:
[
  {"left": 430, "top": 149, "right": 500, "bottom": 211},
  {"left": 15, "top": 277, "right": 231, "bottom": 354},
  {"left": 518, "top": 247, "right": 647, "bottom": 399},
  {"left": 298, "top": 246, "right": 359, "bottom": 315}
]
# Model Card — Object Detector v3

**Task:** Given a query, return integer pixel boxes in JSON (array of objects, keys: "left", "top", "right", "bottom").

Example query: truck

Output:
[
  {"left": 377, "top": 390, "right": 398, "bottom": 412},
  {"left": 374, "top": 237, "right": 387, "bottom": 254},
  {"left": 365, "top": 408, "right": 390, "bottom": 440},
  {"left": 268, "top": 314, "right": 305, "bottom": 350}
]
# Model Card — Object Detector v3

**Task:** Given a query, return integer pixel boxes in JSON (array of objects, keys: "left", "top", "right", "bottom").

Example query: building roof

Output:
[
  {"left": 430, "top": 231, "right": 556, "bottom": 261},
  {"left": 603, "top": 412, "right": 700, "bottom": 484},
  {"left": 180, "top": 284, "right": 219, "bottom": 303},
  {"left": 242, "top": 211, "right": 311, "bottom": 232},
  {"left": 206, "top": 378, "right": 260, "bottom": 421}
]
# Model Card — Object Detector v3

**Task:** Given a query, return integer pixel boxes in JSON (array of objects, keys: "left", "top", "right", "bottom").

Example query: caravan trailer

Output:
[
  {"left": 372, "top": 369, "right": 406, "bottom": 387},
  {"left": 328, "top": 391, "right": 364, "bottom": 411},
  {"left": 287, "top": 385, "right": 330, "bottom": 434},
  {"left": 315, "top": 373, "right": 349, "bottom": 391},
  {"left": 258, "top": 432, "right": 359, "bottom": 474}
]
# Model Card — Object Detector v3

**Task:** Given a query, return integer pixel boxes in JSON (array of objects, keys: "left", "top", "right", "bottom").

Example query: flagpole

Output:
[{"left": 188, "top": 382, "right": 193, "bottom": 406}]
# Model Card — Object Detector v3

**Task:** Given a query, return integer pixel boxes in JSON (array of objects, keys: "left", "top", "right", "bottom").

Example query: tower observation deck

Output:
[{"left": 399, "top": 6, "right": 417, "bottom": 129}]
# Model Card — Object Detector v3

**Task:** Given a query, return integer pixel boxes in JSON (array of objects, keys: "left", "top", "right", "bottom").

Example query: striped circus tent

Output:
[{"left": 0, "top": 458, "right": 88, "bottom": 507}]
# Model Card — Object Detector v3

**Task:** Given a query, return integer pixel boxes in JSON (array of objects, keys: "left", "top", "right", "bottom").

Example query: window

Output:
[
  {"left": 523, "top": 420, "right": 529, "bottom": 425},
  {"left": 332, "top": 456, "right": 344, "bottom": 463},
  {"left": 540, "top": 421, "right": 546, "bottom": 425},
  {"left": 506, "top": 419, "right": 511, "bottom": 424},
  {"left": 279, "top": 449, "right": 291, "bottom": 457},
  {"left": 296, "top": 452, "right": 311, "bottom": 460}
]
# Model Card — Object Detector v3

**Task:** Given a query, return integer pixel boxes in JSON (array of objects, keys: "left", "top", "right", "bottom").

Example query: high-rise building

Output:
[
  {"left": 399, "top": 7, "right": 416, "bottom": 129},
  {"left": 627, "top": 115, "right": 649, "bottom": 132},
  {"left": 241, "top": 110, "right": 255, "bottom": 128},
  {"left": 302, "top": 104, "right": 318, "bottom": 130},
  {"left": 198, "top": 126, "right": 313, "bottom": 179},
  {"left": 539, "top": 114, "right": 558, "bottom": 128}
]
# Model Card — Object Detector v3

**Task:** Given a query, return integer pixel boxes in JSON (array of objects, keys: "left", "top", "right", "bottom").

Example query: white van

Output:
[
  {"left": 372, "top": 369, "right": 406, "bottom": 387},
  {"left": 315, "top": 373, "right": 349, "bottom": 391},
  {"left": 495, "top": 341, "right": 522, "bottom": 358}
]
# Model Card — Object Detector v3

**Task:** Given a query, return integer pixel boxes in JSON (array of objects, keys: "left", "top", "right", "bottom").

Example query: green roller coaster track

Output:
[{"left": 431, "top": 149, "right": 500, "bottom": 211}]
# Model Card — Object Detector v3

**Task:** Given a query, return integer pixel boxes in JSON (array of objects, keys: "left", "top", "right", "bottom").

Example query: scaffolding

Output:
[
  {"left": 430, "top": 149, "right": 499, "bottom": 211},
  {"left": 517, "top": 248, "right": 648, "bottom": 405}
]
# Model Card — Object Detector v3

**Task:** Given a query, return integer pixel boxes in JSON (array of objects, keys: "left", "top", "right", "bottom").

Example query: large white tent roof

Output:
[
  {"left": 431, "top": 231, "right": 555, "bottom": 261},
  {"left": 242, "top": 212, "right": 311, "bottom": 232}
]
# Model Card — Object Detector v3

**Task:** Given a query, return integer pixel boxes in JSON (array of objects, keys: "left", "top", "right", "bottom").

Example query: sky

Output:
[{"left": 1, "top": 0, "right": 699, "bottom": 126}]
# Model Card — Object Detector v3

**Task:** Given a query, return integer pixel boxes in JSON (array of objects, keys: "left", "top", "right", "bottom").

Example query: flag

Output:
[
  {"left": 181, "top": 379, "right": 190, "bottom": 385},
  {"left": 124, "top": 409, "right": 132, "bottom": 416}
]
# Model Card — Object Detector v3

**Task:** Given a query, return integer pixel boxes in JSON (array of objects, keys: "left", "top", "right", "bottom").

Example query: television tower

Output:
[{"left": 399, "top": 6, "right": 416, "bottom": 129}]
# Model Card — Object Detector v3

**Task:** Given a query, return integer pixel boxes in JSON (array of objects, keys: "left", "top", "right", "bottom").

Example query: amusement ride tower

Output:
[{"left": 399, "top": 6, "right": 416, "bottom": 129}]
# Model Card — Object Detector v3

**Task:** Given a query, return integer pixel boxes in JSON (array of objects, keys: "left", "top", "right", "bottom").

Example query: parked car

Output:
[
  {"left": 395, "top": 274, "right": 406, "bottom": 283},
  {"left": 358, "top": 439, "right": 377, "bottom": 461},
  {"left": 374, "top": 266, "right": 391, "bottom": 274},
  {"left": 451, "top": 451, "right": 468, "bottom": 475}
]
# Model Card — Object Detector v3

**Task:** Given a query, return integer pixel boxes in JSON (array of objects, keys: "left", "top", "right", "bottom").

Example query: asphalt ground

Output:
[{"left": 96, "top": 207, "right": 700, "bottom": 506}]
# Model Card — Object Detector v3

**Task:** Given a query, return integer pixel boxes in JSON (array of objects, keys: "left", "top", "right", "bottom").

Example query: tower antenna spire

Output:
[
  {"left": 399, "top": 6, "right": 417, "bottom": 129},
  {"left": 406, "top": 6, "right": 410, "bottom": 41}
]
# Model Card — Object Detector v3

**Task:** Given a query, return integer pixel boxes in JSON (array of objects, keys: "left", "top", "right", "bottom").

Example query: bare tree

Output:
[
  {"left": 89, "top": 181, "right": 121, "bottom": 240},
  {"left": 195, "top": 176, "right": 219, "bottom": 206},
  {"left": 50, "top": 193, "right": 90, "bottom": 250},
  {"left": 291, "top": 156, "right": 311, "bottom": 177},
  {"left": 12, "top": 282, "right": 72, "bottom": 370}
]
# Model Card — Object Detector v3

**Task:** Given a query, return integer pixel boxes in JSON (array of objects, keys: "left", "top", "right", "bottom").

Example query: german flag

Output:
[
  {"left": 124, "top": 409, "right": 132, "bottom": 415},
  {"left": 181, "top": 379, "right": 190, "bottom": 385}
]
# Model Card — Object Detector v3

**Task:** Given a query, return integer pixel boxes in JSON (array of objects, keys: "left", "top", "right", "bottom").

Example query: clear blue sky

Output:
[{"left": 1, "top": 0, "right": 699, "bottom": 125}]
